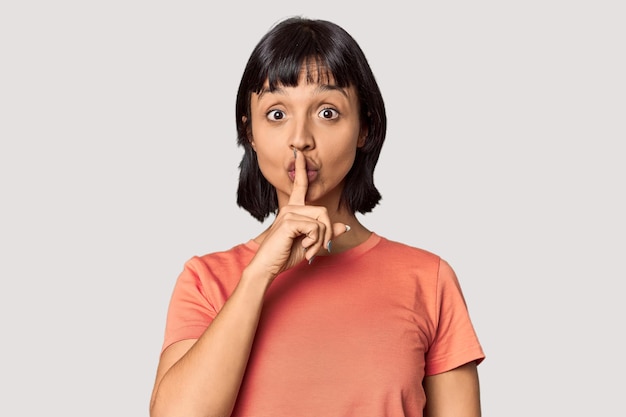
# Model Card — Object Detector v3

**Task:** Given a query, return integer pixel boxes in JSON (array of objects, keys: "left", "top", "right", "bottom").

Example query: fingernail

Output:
[
  {"left": 308, "top": 256, "right": 316, "bottom": 265},
  {"left": 345, "top": 224, "right": 351, "bottom": 232},
  {"left": 293, "top": 147, "right": 297, "bottom": 158},
  {"left": 326, "top": 240, "right": 332, "bottom": 253}
]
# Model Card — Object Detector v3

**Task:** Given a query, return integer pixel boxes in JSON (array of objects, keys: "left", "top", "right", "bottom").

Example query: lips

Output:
[
  {"left": 287, "top": 169, "right": 319, "bottom": 182},
  {"left": 287, "top": 160, "right": 319, "bottom": 182}
]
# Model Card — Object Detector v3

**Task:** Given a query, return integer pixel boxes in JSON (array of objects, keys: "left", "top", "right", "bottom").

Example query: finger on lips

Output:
[{"left": 288, "top": 148, "right": 307, "bottom": 206}]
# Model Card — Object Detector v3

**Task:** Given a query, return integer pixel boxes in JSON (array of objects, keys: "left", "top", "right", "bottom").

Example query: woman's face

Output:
[{"left": 248, "top": 70, "right": 366, "bottom": 209}]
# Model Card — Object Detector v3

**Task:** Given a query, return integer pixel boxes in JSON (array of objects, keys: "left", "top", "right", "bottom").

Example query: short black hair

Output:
[{"left": 235, "top": 17, "right": 387, "bottom": 222}]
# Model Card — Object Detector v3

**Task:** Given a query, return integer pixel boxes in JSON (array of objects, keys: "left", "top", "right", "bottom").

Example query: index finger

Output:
[{"left": 288, "top": 149, "right": 308, "bottom": 206}]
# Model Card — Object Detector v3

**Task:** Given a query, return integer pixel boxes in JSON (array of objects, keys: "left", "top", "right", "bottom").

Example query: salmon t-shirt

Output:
[{"left": 162, "top": 233, "right": 485, "bottom": 416}]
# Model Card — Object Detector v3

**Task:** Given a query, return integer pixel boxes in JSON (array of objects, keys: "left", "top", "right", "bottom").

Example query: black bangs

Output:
[
  {"left": 250, "top": 23, "right": 355, "bottom": 93},
  {"left": 262, "top": 57, "right": 340, "bottom": 93}
]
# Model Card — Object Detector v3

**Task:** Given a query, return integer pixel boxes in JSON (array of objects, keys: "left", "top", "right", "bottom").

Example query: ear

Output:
[
  {"left": 242, "top": 116, "right": 256, "bottom": 151},
  {"left": 357, "top": 125, "right": 368, "bottom": 148}
]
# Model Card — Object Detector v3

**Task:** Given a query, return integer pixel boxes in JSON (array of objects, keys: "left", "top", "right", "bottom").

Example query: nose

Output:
[{"left": 288, "top": 118, "right": 315, "bottom": 152}]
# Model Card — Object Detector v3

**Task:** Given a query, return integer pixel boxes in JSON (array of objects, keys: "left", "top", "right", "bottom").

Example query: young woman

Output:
[{"left": 150, "top": 17, "right": 485, "bottom": 417}]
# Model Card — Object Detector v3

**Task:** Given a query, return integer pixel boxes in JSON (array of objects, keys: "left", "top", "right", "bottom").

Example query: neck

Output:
[{"left": 254, "top": 207, "right": 371, "bottom": 255}]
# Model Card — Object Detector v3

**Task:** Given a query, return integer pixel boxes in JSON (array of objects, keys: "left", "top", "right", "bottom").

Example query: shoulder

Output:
[
  {"left": 172, "top": 241, "right": 257, "bottom": 300},
  {"left": 374, "top": 234, "right": 443, "bottom": 267},
  {"left": 182, "top": 241, "right": 257, "bottom": 276},
  {"left": 365, "top": 235, "right": 454, "bottom": 288}
]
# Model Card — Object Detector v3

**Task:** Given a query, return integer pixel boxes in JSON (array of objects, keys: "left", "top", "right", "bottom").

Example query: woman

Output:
[{"left": 150, "top": 17, "right": 485, "bottom": 417}]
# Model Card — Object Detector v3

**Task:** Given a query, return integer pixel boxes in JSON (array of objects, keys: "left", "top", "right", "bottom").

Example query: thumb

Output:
[
  {"left": 332, "top": 223, "right": 351, "bottom": 239},
  {"left": 324, "top": 224, "right": 352, "bottom": 254}
]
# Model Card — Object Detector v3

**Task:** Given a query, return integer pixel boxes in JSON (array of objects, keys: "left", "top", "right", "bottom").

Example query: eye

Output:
[
  {"left": 266, "top": 109, "right": 285, "bottom": 121},
  {"left": 318, "top": 107, "right": 339, "bottom": 120}
]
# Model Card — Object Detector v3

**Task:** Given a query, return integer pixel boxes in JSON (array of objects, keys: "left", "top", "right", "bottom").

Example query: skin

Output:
[
  {"left": 423, "top": 362, "right": 481, "bottom": 417},
  {"left": 149, "top": 70, "right": 481, "bottom": 417}
]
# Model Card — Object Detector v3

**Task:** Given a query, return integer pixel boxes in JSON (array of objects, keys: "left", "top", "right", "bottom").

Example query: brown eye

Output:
[
  {"left": 267, "top": 110, "right": 285, "bottom": 121},
  {"left": 319, "top": 108, "right": 339, "bottom": 120}
]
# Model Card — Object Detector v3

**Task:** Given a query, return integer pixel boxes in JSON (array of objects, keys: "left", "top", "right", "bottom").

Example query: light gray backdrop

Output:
[{"left": 1, "top": 1, "right": 624, "bottom": 416}]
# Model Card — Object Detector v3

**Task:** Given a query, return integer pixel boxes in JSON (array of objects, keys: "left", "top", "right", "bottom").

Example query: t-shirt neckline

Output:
[{"left": 243, "top": 232, "right": 382, "bottom": 264}]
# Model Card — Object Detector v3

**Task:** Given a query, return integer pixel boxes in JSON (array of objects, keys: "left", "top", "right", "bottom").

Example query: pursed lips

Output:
[{"left": 287, "top": 161, "right": 319, "bottom": 182}]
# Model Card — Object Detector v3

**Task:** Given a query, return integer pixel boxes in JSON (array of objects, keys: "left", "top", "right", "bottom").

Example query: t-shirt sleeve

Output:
[
  {"left": 424, "top": 259, "right": 485, "bottom": 376},
  {"left": 161, "top": 257, "right": 217, "bottom": 353}
]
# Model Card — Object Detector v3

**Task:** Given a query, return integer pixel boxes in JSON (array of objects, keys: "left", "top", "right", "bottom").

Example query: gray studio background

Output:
[{"left": 1, "top": 1, "right": 624, "bottom": 416}]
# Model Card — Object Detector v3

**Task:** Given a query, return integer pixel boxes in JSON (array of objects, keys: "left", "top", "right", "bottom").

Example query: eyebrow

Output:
[{"left": 256, "top": 84, "right": 350, "bottom": 101}]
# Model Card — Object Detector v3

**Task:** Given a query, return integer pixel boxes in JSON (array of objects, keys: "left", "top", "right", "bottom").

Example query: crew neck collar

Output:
[{"left": 244, "top": 232, "right": 382, "bottom": 264}]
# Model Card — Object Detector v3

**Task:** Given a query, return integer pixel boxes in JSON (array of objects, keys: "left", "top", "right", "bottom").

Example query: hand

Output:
[{"left": 247, "top": 149, "right": 350, "bottom": 282}]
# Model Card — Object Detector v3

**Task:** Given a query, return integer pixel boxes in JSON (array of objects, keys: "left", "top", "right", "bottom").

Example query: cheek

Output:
[
  {"left": 325, "top": 131, "right": 360, "bottom": 166},
  {"left": 250, "top": 127, "right": 279, "bottom": 174},
  {"left": 255, "top": 150, "right": 275, "bottom": 172},
  {"left": 323, "top": 145, "right": 358, "bottom": 180},
  {"left": 254, "top": 148, "right": 284, "bottom": 185}
]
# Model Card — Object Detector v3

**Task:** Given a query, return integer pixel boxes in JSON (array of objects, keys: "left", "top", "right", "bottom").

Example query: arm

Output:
[
  {"left": 423, "top": 361, "right": 482, "bottom": 417},
  {"left": 150, "top": 150, "right": 348, "bottom": 417},
  {"left": 149, "top": 268, "right": 270, "bottom": 417}
]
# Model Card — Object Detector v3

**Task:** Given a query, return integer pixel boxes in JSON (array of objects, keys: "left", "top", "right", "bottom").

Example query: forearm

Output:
[
  {"left": 423, "top": 362, "right": 481, "bottom": 417},
  {"left": 151, "top": 269, "right": 270, "bottom": 417}
]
